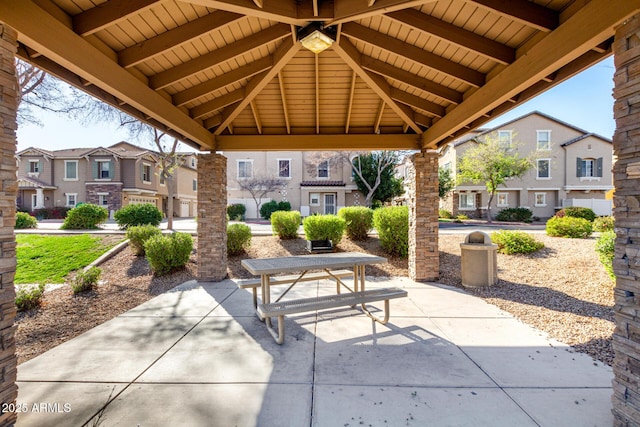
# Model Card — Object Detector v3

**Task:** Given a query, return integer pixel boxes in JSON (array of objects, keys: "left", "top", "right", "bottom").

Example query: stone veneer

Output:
[
  {"left": 197, "top": 153, "right": 227, "bottom": 281},
  {"left": 0, "top": 24, "right": 19, "bottom": 426},
  {"left": 85, "top": 183, "right": 122, "bottom": 211},
  {"left": 407, "top": 152, "right": 439, "bottom": 281},
  {"left": 612, "top": 14, "right": 640, "bottom": 426}
]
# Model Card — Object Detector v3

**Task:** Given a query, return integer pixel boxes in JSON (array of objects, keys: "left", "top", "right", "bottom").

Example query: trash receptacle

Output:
[{"left": 460, "top": 231, "right": 497, "bottom": 288}]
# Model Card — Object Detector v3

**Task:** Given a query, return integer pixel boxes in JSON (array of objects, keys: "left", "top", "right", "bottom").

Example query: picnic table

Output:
[{"left": 240, "top": 252, "right": 407, "bottom": 344}]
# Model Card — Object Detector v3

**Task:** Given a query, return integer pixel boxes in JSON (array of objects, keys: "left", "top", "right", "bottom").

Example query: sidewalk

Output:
[{"left": 14, "top": 276, "right": 612, "bottom": 426}]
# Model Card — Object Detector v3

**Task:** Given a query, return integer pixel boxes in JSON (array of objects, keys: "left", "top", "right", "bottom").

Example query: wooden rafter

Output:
[
  {"left": 422, "top": 0, "right": 638, "bottom": 149},
  {"left": 250, "top": 100, "right": 263, "bottom": 134},
  {"left": 173, "top": 57, "right": 273, "bottom": 106},
  {"left": 72, "top": 0, "right": 161, "bottom": 36},
  {"left": 184, "top": 0, "right": 303, "bottom": 25},
  {"left": 468, "top": 0, "right": 558, "bottom": 32},
  {"left": 149, "top": 24, "right": 291, "bottom": 90},
  {"left": 214, "top": 38, "right": 301, "bottom": 136},
  {"left": 374, "top": 100, "right": 385, "bottom": 133},
  {"left": 215, "top": 134, "right": 421, "bottom": 151},
  {"left": 118, "top": 11, "right": 244, "bottom": 68},
  {"left": 390, "top": 89, "right": 446, "bottom": 118},
  {"left": 361, "top": 56, "right": 463, "bottom": 104},
  {"left": 345, "top": 70, "right": 357, "bottom": 133},
  {"left": 190, "top": 88, "right": 245, "bottom": 119},
  {"left": 385, "top": 10, "right": 515, "bottom": 65},
  {"left": 333, "top": 37, "right": 421, "bottom": 134},
  {"left": 277, "top": 71, "right": 291, "bottom": 134},
  {"left": 253, "top": 0, "right": 263, "bottom": 7},
  {"left": 341, "top": 23, "right": 485, "bottom": 87},
  {"left": 315, "top": 54, "right": 320, "bottom": 134},
  {"left": 330, "top": 0, "right": 432, "bottom": 26}
]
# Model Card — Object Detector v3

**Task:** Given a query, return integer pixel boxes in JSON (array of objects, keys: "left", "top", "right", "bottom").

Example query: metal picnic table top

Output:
[{"left": 241, "top": 252, "right": 387, "bottom": 276}]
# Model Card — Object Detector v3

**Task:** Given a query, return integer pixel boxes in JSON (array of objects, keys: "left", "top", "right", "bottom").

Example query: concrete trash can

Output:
[{"left": 460, "top": 231, "right": 498, "bottom": 288}]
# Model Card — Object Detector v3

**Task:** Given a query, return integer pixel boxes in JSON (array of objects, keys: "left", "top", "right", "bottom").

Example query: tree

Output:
[
  {"left": 150, "top": 128, "right": 183, "bottom": 231},
  {"left": 457, "top": 135, "right": 533, "bottom": 223},
  {"left": 306, "top": 151, "right": 405, "bottom": 208},
  {"left": 438, "top": 167, "right": 455, "bottom": 199},
  {"left": 237, "top": 176, "right": 287, "bottom": 219}
]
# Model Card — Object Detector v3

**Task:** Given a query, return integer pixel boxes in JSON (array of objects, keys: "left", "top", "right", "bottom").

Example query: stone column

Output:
[
  {"left": 0, "top": 23, "right": 19, "bottom": 426},
  {"left": 611, "top": 14, "right": 640, "bottom": 426},
  {"left": 34, "top": 188, "right": 44, "bottom": 209},
  {"left": 197, "top": 153, "right": 228, "bottom": 282},
  {"left": 406, "top": 151, "right": 439, "bottom": 281}
]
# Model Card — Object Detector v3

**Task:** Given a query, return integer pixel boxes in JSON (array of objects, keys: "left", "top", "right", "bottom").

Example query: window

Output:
[
  {"left": 98, "top": 194, "right": 109, "bottom": 207},
  {"left": 66, "top": 193, "right": 77, "bottom": 208},
  {"left": 96, "top": 160, "right": 111, "bottom": 179},
  {"left": 238, "top": 160, "right": 253, "bottom": 179},
  {"left": 191, "top": 157, "right": 196, "bottom": 168},
  {"left": 318, "top": 161, "right": 329, "bottom": 179},
  {"left": 497, "top": 193, "right": 508, "bottom": 207},
  {"left": 278, "top": 159, "right": 291, "bottom": 178},
  {"left": 28, "top": 160, "right": 40, "bottom": 174},
  {"left": 64, "top": 160, "right": 78, "bottom": 180},
  {"left": 535, "top": 193, "right": 547, "bottom": 207},
  {"left": 160, "top": 173, "right": 165, "bottom": 185},
  {"left": 498, "top": 130, "right": 512, "bottom": 148},
  {"left": 537, "top": 159, "right": 550, "bottom": 179},
  {"left": 142, "top": 163, "right": 152, "bottom": 183},
  {"left": 459, "top": 193, "right": 475, "bottom": 209},
  {"left": 577, "top": 157, "right": 603, "bottom": 178},
  {"left": 192, "top": 179, "right": 197, "bottom": 191},
  {"left": 443, "top": 162, "right": 452, "bottom": 171},
  {"left": 537, "top": 130, "right": 551, "bottom": 150},
  {"left": 310, "top": 193, "right": 320, "bottom": 206}
]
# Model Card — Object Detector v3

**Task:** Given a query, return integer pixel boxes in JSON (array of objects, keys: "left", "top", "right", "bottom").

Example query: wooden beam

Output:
[
  {"left": 341, "top": 23, "right": 485, "bottom": 87},
  {"left": 73, "top": 0, "right": 161, "bottom": 36},
  {"left": 361, "top": 55, "right": 462, "bottom": 104},
  {"left": 277, "top": 71, "right": 291, "bottom": 134},
  {"left": 250, "top": 100, "right": 263, "bottom": 134},
  {"left": 190, "top": 88, "right": 245, "bottom": 119},
  {"left": 468, "top": 0, "right": 558, "bottom": 32},
  {"left": 345, "top": 70, "right": 357, "bottom": 133},
  {"left": 421, "top": 0, "right": 639, "bottom": 149},
  {"left": 183, "top": 0, "right": 302, "bottom": 25},
  {"left": 118, "top": 11, "right": 243, "bottom": 68},
  {"left": 149, "top": 24, "right": 291, "bottom": 90},
  {"left": 215, "top": 134, "right": 422, "bottom": 150},
  {"left": 330, "top": 0, "right": 433, "bottom": 26},
  {"left": 315, "top": 53, "right": 320, "bottom": 134},
  {"left": 173, "top": 56, "right": 273, "bottom": 106},
  {"left": 2, "top": 0, "right": 214, "bottom": 149},
  {"left": 390, "top": 88, "right": 446, "bottom": 117},
  {"left": 333, "top": 37, "right": 422, "bottom": 134},
  {"left": 253, "top": 0, "right": 263, "bottom": 7},
  {"left": 374, "top": 100, "right": 385, "bottom": 134},
  {"left": 214, "top": 38, "right": 301, "bottom": 136},
  {"left": 386, "top": 9, "right": 515, "bottom": 65}
]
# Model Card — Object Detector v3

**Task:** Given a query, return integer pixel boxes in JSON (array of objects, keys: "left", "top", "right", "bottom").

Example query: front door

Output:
[{"left": 324, "top": 193, "right": 336, "bottom": 215}]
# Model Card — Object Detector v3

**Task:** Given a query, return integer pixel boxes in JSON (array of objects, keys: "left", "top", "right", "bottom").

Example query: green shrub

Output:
[
  {"left": 495, "top": 207, "right": 533, "bottom": 223},
  {"left": 15, "top": 212, "right": 38, "bottom": 229},
  {"left": 490, "top": 230, "right": 544, "bottom": 255},
  {"left": 595, "top": 230, "right": 616, "bottom": 281},
  {"left": 555, "top": 206, "right": 597, "bottom": 222},
  {"left": 373, "top": 206, "right": 409, "bottom": 257},
  {"left": 72, "top": 267, "right": 101, "bottom": 294},
  {"left": 227, "top": 223, "right": 252, "bottom": 255},
  {"left": 455, "top": 214, "right": 469, "bottom": 220},
  {"left": 593, "top": 216, "right": 615, "bottom": 232},
  {"left": 15, "top": 284, "right": 45, "bottom": 312},
  {"left": 303, "top": 214, "right": 346, "bottom": 246},
  {"left": 338, "top": 206, "right": 373, "bottom": 240},
  {"left": 126, "top": 224, "right": 162, "bottom": 256},
  {"left": 260, "top": 200, "right": 279, "bottom": 220},
  {"left": 546, "top": 216, "right": 593, "bottom": 238},
  {"left": 227, "top": 204, "right": 246, "bottom": 221},
  {"left": 278, "top": 201, "right": 291, "bottom": 211},
  {"left": 144, "top": 232, "right": 193, "bottom": 275},
  {"left": 114, "top": 203, "right": 163, "bottom": 229},
  {"left": 61, "top": 203, "right": 108, "bottom": 229},
  {"left": 438, "top": 209, "right": 453, "bottom": 219},
  {"left": 271, "top": 210, "right": 300, "bottom": 239}
]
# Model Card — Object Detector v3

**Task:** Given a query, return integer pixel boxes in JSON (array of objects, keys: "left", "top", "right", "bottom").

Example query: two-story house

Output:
[
  {"left": 439, "top": 111, "right": 614, "bottom": 219},
  {"left": 223, "top": 151, "right": 363, "bottom": 219},
  {"left": 16, "top": 142, "right": 198, "bottom": 218}
]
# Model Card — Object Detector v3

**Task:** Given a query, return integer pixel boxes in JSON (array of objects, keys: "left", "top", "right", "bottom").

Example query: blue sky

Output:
[{"left": 15, "top": 57, "right": 616, "bottom": 152}]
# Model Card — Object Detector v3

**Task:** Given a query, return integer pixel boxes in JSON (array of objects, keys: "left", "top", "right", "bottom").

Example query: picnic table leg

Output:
[{"left": 358, "top": 265, "right": 391, "bottom": 324}]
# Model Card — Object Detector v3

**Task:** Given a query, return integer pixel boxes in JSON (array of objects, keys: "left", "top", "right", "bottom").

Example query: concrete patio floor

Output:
[{"left": 15, "top": 277, "right": 613, "bottom": 426}]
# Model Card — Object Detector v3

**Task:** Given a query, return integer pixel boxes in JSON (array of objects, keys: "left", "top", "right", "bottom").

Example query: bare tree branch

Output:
[{"left": 237, "top": 175, "right": 287, "bottom": 219}]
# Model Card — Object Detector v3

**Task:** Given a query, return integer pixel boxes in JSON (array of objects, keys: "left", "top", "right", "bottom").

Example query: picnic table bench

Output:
[{"left": 240, "top": 252, "right": 407, "bottom": 344}]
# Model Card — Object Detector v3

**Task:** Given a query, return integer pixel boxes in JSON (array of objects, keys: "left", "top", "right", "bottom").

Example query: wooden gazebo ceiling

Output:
[{"left": 1, "top": 0, "right": 638, "bottom": 152}]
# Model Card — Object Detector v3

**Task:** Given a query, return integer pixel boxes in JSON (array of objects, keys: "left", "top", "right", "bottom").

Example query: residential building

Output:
[
  {"left": 439, "top": 111, "right": 614, "bottom": 219},
  {"left": 224, "top": 151, "right": 363, "bottom": 218},
  {"left": 16, "top": 142, "right": 198, "bottom": 218}
]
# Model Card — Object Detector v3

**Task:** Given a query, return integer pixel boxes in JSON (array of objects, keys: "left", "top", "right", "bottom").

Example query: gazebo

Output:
[{"left": 0, "top": 0, "right": 639, "bottom": 424}]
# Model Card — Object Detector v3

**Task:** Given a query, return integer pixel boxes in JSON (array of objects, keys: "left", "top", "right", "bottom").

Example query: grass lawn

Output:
[{"left": 16, "top": 235, "right": 120, "bottom": 284}]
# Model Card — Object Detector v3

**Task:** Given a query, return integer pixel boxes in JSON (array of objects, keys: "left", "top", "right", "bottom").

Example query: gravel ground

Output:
[{"left": 15, "top": 233, "right": 614, "bottom": 366}]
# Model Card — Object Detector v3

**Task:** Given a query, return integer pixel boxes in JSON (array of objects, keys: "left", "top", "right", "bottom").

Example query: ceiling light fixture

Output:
[{"left": 298, "top": 23, "right": 336, "bottom": 54}]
